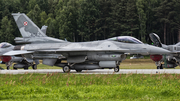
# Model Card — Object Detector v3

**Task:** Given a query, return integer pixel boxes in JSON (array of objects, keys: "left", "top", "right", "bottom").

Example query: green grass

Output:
[
  {"left": 0, "top": 73, "right": 180, "bottom": 101},
  {"left": 1, "top": 59, "right": 180, "bottom": 70}
]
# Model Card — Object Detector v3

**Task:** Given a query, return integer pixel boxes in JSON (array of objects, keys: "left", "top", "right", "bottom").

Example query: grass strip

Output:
[{"left": 0, "top": 73, "right": 180, "bottom": 101}]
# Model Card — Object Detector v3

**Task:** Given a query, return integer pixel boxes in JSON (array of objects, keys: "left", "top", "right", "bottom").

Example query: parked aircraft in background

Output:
[
  {"left": 0, "top": 42, "right": 39, "bottom": 70},
  {"left": 0, "top": 42, "right": 39, "bottom": 69},
  {"left": 0, "top": 13, "right": 170, "bottom": 72},
  {"left": 149, "top": 33, "right": 180, "bottom": 69}
]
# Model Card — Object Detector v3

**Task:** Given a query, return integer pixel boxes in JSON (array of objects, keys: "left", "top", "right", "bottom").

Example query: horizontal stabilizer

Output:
[{"left": 3, "top": 50, "right": 34, "bottom": 56}]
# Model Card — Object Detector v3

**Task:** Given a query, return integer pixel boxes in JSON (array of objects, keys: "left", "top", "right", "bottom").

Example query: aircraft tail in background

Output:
[
  {"left": 12, "top": 13, "right": 67, "bottom": 44},
  {"left": 12, "top": 13, "right": 46, "bottom": 38},
  {"left": 41, "top": 25, "right": 48, "bottom": 35}
]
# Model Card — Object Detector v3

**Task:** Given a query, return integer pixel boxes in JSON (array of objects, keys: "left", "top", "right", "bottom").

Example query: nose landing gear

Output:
[{"left": 114, "top": 66, "right": 119, "bottom": 72}]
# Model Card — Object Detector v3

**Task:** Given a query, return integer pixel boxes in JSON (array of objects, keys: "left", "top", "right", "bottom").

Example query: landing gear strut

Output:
[
  {"left": 114, "top": 66, "right": 119, "bottom": 72},
  {"left": 6, "top": 62, "right": 12, "bottom": 70}
]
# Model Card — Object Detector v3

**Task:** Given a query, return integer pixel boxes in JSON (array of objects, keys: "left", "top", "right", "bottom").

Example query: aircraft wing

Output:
[
  {"left": 3, "top": 50, "right": 34, "bottom": 56},
  {"left": 35, "top": 48, "right": 133, "bottom": 52},
  {"left": 2, "top": 48, "right": 135, "bottom": 56}
]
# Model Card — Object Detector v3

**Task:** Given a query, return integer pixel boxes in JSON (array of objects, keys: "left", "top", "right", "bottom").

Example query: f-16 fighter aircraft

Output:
[
  {"left": 3, "top": 13, "right": 170, "bottom": 72},
  {"left": 149, "top": 33, "right": 180, "bottom": 69}
]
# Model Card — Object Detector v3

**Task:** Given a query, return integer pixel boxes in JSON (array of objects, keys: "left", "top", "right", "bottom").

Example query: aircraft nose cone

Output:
[{"left": 149, "top": 46, "right": 170, "bottom": 54}]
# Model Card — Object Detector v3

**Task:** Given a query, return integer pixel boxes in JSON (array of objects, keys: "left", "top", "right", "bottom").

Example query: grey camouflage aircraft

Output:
[
  {"left": 149, "top": 33, "right": 180, "bottom": 69},
  {"left": 1, "top": 13, "right": 170, "bottom": 72}
]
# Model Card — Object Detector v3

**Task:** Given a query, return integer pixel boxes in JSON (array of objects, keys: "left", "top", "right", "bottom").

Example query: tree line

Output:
[{"left": 0, "top": 0, "right": 180, "bottom": 45}]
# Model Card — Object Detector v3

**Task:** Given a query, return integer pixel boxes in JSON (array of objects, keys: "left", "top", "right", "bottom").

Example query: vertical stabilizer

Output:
[
  {"left": 12, "top": 13, "right": 47, "bottom": 38},
  {"left": 41, "top": 25, "right": 48, "bottom": 34},
  {"left": 149, "top": 33, "right": 162, "bottom": 47}
]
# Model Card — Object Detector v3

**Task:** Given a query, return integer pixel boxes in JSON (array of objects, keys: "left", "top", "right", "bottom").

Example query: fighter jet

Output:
[
  {"left": 0, "top": 13, "right": 170, "bottom": 72},
  {"left": 149, "top": 33, "right": 180, "bottom": 69}
]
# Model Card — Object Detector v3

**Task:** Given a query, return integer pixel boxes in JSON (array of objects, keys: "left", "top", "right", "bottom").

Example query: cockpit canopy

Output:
[
  {"left": 107, "top": 36, "right": 143, "bottom": 44},
  {"left": 0, "top": 42, "right": 12, "bottom": 48}
]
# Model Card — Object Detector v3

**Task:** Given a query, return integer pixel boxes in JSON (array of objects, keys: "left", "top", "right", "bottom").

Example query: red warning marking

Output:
[{"left": 24, "top": 21, "right": 28, "bottom": 26}]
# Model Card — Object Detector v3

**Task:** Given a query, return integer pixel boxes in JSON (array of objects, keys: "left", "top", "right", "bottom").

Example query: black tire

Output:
[
  {"left": 13, "top": 67, "right": 17, "bottom": 70},
  {"left": 76, "top": 70, "right": 82, "bottom": 72},
  {"left": 63, "top": 65, "right": 71, "bottom": 73},
  {"left": 160, "top": 64, "right": 163, "bottom": 69},
  {"left": 114, "top": 66, "right": 119, "bottom": 72},
  {"left": 157, "top": 65, "right": 163, "bottom": 69},
  {"left": 13, "top": 64, "right": 17, "bottom": 70},
  {"left": 32, "top": 64, "right": 37, "bottom": 70},
  {"left": 7, "top": 66, "right": 10, "bottom": 70}
]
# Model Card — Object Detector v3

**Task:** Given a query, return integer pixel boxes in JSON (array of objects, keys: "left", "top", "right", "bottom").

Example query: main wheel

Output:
[
  {"left": 76, "top": 70, "right": 82, "bottom": 72},
  {"left": 32, "top": 64, "right": 37, "bottom": 70},
  {"left": 13, "top": 65, "right": 17, "bottom": 70},
  {"left": 63, "top": 65, "right": 71, "bottom": 73},
  {"left": 114, "top": 66, "right": 119, "bottom": 72},
  {"left": 160, "top": 64, "right": 163, "bottom": 69}
]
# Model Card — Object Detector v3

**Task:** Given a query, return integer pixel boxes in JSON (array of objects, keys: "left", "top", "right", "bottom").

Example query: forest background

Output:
[{"left": 0, "top": 0, "right": 180, "bottom": 45}]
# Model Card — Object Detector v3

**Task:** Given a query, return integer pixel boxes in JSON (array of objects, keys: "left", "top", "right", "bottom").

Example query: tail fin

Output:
[
  {"left": 41, "top": 25, "right": 48, "bottom": 34},
  {"left": 12, "top": 13, "right": 67, "bottom": 44},
  {"left": 12, "top": 13, "right": 47, "bottom": 38},
  {"left": 149, "top": 33, "right": 162, "bottom": 47}
]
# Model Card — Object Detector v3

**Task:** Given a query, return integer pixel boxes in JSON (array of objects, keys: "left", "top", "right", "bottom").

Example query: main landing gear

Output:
[
  {"left": 63, "top": 65, "right": 83, "bottom": 73},
  {"left": 32, "top": 64, "right": 37, "bottom": 70},
  {"left": 63, "top": 65, "right": 71, "bottom": 73}
]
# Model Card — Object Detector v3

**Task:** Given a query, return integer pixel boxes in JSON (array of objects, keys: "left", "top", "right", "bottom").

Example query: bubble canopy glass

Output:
[
  {"left": 0, "top": 42, "right": 12, "bottom": 48},
  {"left": 107, "top": 36, "right": 143, "bottom": 44}
]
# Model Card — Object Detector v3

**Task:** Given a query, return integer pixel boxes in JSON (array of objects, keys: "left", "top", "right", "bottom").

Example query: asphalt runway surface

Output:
[{"left": 0, "top": 69, "right": 180, "bottom": 74}]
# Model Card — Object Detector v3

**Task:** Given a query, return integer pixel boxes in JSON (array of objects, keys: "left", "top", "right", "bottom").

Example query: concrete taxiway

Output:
[{"left": 0, "top": 69, "right": 180, "bottom": 74}]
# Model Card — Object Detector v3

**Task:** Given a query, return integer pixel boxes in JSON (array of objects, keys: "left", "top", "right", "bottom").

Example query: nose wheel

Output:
[{"left": 114, "top": 66, "right": 119, "bottom": 72}]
